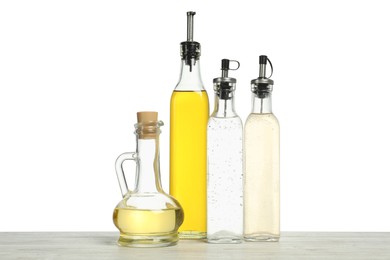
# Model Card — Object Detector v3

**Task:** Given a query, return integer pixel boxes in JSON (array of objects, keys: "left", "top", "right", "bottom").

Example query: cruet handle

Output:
[{"left": 115, "top": 152, "right": 137, "bottom": 197}]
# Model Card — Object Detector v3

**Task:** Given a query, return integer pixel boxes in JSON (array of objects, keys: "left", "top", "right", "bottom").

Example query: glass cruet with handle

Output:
[{"left": 113, "top": 111, "right": 184, "bottom": 248}]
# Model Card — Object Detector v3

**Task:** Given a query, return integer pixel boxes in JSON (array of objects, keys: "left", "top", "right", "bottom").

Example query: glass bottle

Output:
[
  {"left": 244, "top": 56, "right": 280, "bottom": 242},
  {"left": 207, "top": 59, "right": 243, "bottom": 243},
  {"left": 113, "top": 112, "right": 184, "bottom": 247},
  {"left": 170, "top": 11, "right": 209, "bottom": 239}
]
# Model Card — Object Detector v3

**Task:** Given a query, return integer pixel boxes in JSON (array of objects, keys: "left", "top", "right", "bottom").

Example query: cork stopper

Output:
[
  {"left": 137, "top": 111, "right": 158, "bottom": 124},
  {"left": 136, "top": 111, "right": 159, "bottom": 139}
]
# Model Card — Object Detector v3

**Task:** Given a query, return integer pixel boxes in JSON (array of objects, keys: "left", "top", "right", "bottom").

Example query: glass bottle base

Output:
[
  {"left": 244, "top": 233, "right": 280, "bottom": 242},
  {"left": 117, "top": 232, "right": 178, "bottom": 248},
  {"left": 207, "top": 237, "right": 243, "bottom": 244},
  {"left": 207, "top": 231, "right": 243, "bottom": 244},
  {"left": 178, "top": 231, "right": 206, "bottom": 240}
]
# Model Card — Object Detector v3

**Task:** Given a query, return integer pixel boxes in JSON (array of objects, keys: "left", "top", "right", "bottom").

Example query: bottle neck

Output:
[
  {"left": 212, "top": 92, "right": 238, "bottom": 118},
  {"left": 134, "top": 135, "right": 163, "bottom": 193},
  {"left": 251, "top": 93, "right": 272, "bottom": 114},
  {"left": 175, "top": 58, "right": 204, "bottom": 91}
]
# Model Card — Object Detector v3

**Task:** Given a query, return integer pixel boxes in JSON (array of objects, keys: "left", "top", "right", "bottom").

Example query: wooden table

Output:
[{"left": 1, "top": 232, "right": 389, "bottom": 259}]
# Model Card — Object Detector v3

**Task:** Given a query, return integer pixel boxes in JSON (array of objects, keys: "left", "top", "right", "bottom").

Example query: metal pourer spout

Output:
[
  {"left": 180, "top": 11, "right": 201, "bottom": 72},
  {"left": 213, "top": 59, "right": 240, "bottom": 100},
  {"left": 251, "top": 55, "right": 274, "bottom": 99},
  {"left": 259, "top": 55, "right": 268, "bottom": 78},
  {"left": 220, "top": 59, "right": 239, "bottom": 78},
  {"left": 221, "top": 59, "right": 230, "bottom": 77},
  {"left": 187, "top": 11, "right": 195, "bottom": 42}
]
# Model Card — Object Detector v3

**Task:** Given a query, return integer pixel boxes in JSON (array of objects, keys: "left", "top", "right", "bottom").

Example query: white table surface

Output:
[{"left": 1, "top": 232, "right": 390, "bottom": 259}]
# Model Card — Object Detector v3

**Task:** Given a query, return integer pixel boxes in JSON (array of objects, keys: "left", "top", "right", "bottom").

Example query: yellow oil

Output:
[
  {"left": 170, "top": 90, "right": 209, "bottom": 239},
  {"left": 113, "top": 208, "right": 183, "bottom": 247},
  {"left": 113, "top": 208, "right": 183, "bottom": 234}
]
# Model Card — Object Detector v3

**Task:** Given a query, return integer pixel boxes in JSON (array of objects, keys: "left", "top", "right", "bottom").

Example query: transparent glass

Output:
[
  {"left": 174, "top": 58, "right": 204, "bottom": 91},
  {"left": 244, "top": 90, "right": 280, "bottom": 242},
  {"left": 113, "top": 121, "right": 184, "bottom": 247},
  {"left": 170, "top": 58, "right": 209, "bottom": 239},
  {"left": 207, "top": 87, "right": 243, "bottom": 243}
]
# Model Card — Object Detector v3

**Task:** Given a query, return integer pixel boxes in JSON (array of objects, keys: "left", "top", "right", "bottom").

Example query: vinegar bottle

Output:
[
  {"left": 169, "top": 11, "right": 209, "bottom": 239},
  {"left": 207, "top": 59, "right": 243, "bottom": 243},
  {"left": 244, "top": 55, "right": 280, "bottom": 242}
]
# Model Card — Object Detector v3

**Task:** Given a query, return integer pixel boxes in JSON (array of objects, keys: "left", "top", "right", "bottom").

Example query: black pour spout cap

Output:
[
  {"left": 221, "top": 59, "right": 230, "bottom": 70},
  {"left": 259, "top": 55, "right": 268, "bottom": 65}
]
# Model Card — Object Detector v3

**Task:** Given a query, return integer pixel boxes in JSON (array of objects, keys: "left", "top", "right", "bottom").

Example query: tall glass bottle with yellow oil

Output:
[{"left": 170, "top": 11, "right": 209, "bottom": 239}]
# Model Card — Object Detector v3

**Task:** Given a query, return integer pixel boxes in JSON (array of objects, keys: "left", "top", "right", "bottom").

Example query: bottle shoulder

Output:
[
  {"left": 118, "top": 192, "right": 183, "bottom": 211},
  {"left": 208, "top": 116, "right": 243, "bottom": 128},
  {"left": 245, "top": 113, "right": 279, "bottom": 128}
]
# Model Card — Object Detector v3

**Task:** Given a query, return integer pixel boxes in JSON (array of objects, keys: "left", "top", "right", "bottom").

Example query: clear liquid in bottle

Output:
[
  {"left": 207, "top": 117, "right": 243, "bottom": 243},
  {"left": 244, "top": 113, "right": 279, "bottom": 241}
]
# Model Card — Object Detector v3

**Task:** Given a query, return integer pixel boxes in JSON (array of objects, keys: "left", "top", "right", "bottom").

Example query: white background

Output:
[{"left": 1, "top": 0, "right": 389, "bottom": 232}]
